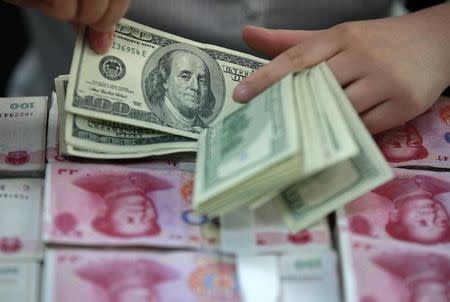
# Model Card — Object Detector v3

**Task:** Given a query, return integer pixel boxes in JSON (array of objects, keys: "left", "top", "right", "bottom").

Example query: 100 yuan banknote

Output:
[
  {"left": 46, "top": 92, "right": 64, "bottom": 162},
  {"left": 43, "top": 249, "right": 241, "bottom": 302},
  {"left": 337, "top": 168, "right": 450, "bottom": 251},
  {"left": 43, "top": 162, "right": 219, "bottom": 248},
  {"left": 237, "top": 251, "right": 341, "bottom": 302},
  {"left": 375, "top": 96, "right": 450, "bottom": 169},
  {"left": 221, "top": 202, "right": 331, "bottom": 255},
  {"left": 0, "top": 261, "right": 40, "bottom": 302},
  {"left": 279, "top": 251, "right": 341, "bottom": 302},
  {"left": 0, "top": 97, "right": 47, "bottom": 176},
  {"left": 0, "top": 179, "right": 43, "bottom": 260},
  {"left": 66, "top": 18, "right": 266, "bottom": 139},
  {"left": 338, "top": 235, "right": 450, "bottom": 302}
]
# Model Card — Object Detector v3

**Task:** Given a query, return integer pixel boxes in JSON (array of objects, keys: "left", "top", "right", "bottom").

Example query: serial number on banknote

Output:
[{"left": 111, "top": 42, "right": 148, "bottom": 57}]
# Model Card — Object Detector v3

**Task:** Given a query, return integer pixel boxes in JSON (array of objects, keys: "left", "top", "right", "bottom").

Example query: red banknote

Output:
[
  {"left": 43, "top": 162, "right": 218, "bottom": 248},
  {"left": 43, "top": 249, "right": 241, "bottom": 302},
  {"left": 375, "top": 96, "right": 450, "bottom": 168},
  {"left": 0, "top": 97, "right": 47, "bottom": 176},
  {"left": 338, "top": 168, "right": 450, "bottom": 251},
  {"left": 0, "top": 179, "right": 43, "bottom": 259},
  {"left": 339, "top": 235, "right": 450, "bottom": 302}
]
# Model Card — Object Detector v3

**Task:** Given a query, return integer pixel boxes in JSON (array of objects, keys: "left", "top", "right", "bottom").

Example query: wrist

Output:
[{"left": 409, "top": 2, "right": 450, "bottom": 86}]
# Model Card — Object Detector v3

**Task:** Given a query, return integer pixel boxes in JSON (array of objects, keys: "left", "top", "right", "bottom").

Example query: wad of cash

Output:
[
  {"left": 59, "top": 18, "right": 266, "bottom": 158},
  {"left": 193, "top": 63, "right": 393, "bottom": 232}
]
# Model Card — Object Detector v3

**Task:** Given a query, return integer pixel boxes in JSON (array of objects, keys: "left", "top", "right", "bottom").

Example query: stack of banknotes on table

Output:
[
  {"left": 0, "top": 97, "right": 47, "bottom": 176},
  {"left": 336, "top": 97, "right": 450, "bottom": 302},
  {"left": 1, "top": 16, "right": 450, "bottom": 302},
  {"left": 0, "top": 178, "right": 43, "bottom": 301}
]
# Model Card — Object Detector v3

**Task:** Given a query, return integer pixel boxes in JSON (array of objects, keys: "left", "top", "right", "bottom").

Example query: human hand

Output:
[
  {"left": 233, "top": 3, "right": 450, "bottom": 134},
  {"left": 5, "top": 0, "right": 131, "bottom": 54}
]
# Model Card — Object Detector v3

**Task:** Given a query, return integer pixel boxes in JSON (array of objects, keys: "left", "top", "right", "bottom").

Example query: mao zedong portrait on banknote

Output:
[
  {"left": 143, "top": 44, "right": 225, "bottom": 134},
  {"left": 375, "top": 123, "right": 428, "bottom": 163},
  {"left": 76, "top": 258, "right": 178, "bottom": 302},
  {"left": 371, "top": 251, "right": 450, "bottom": 302},
  {"left": 347, "top": 174, "right": 450, "bottom": 245},
  {"left": 72, "top": 171, "right": 172, "bottom": 238}
]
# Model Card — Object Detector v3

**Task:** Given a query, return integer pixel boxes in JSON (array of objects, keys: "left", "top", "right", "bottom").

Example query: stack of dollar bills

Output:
[
  {"left": 58, "top": 18, "right": 266, "bottom": 158},
  {"left": 193, "top": 63, "right": 393, "bottom": 232},
  {"left": 54, "top": 75, "right": 198, "bottom": 159}
]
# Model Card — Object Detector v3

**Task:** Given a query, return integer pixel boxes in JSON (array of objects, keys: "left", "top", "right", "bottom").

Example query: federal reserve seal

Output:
[{"left": 99, "top": 56, "right": 126, "bottom": 81}]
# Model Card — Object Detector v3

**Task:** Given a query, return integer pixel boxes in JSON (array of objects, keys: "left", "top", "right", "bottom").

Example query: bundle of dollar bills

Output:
[
  {"left": 54, "top": 75, "right": 198, "bottom": 159},
  {"left": 193, "top": 63, "right": 393, "bottom": 232},
  {"left": 58, "top": 18, "right": 266, "bottom": 158}
]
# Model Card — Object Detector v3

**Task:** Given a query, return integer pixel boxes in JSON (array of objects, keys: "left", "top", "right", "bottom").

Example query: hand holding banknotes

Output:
[
  {"left": 234, "top": 2, "right": 450, "bottom": 134},
  {"left": 6, "top": 0, "right": 450, "bottom": 135},
  {"left": 5, "top": 0, "right": 130, "bottom": 53}
]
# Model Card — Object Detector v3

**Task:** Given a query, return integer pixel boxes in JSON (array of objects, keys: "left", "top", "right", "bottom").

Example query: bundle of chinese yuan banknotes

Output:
[{"left": 57, "top": 18, "right": 392, "bottom": 232}]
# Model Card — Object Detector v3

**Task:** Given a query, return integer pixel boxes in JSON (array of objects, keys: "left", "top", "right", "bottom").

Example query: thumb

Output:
[
  {"left": 242, "top": 25, "right": 321, "bottom": 58},
  {"left": 88, "top": 27, "right": 115, "bottom": 54}
]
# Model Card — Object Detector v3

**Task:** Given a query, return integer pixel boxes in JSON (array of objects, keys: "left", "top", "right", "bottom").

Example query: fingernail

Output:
[
  {"left": 245, "top": 24, "right": 264, "bottom": 30},
  {"left": 233, "top": 84, "right": 251, "bottom": 103}
]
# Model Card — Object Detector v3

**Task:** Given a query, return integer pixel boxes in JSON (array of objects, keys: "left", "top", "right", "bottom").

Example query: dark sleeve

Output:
[
  {"left": 443, "top": 87, "right": 450, "bottom": 97},
  {"left": 404, "top": 0, "right": 446, "bottom": 12}
]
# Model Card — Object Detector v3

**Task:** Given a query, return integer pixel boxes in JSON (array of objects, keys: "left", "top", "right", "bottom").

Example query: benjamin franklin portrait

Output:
[{"left": 143, "top": 43, "right": 225, "bottom": 134}]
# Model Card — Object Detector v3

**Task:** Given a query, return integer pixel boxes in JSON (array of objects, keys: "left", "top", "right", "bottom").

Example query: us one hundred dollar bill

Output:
[
  {"left": 65, "top": 18, "right": 266, "bottom": 140},
  {"left": 193, "top": 63, "right": 393, "bottom": 233},
  {"left": 55, "top": 75, "right": 197, "bottom": 158}
]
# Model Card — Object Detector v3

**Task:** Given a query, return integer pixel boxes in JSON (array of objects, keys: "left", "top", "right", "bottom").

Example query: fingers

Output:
[
  {"left": 88, "top": 28, "right": 114, "bottom": 54},
  {"left": 344, "top": 76, "right": 391, "bottom": 113},
  {"left": 361, "top": 100, "right": 410, "bottom": 134},
  {"left": 38, "top": 0, "right": 78, "bottom": 21},
  {"left": 233, "top": 29, "right": 343, "bottom": 103},
  {"left": 24, "top": 0, "right": 130, "bottom": 54},
  {"left": 37, "top": 0, "right": 129, "bottom": 28},
  {"left": 326, "top": 51, "right": 362, "bottom": 87},
  {"left": 87, "top": 0, "right": 131, "bottom": 54},
  {"left": 76, "top": 0, "right": 109, "bottom": 25},
  {"left": 242, "top": 25, "right": 320, "bottom": 58},
  {"left": 90, "top": 0, "right": 130, "bottom": 33}
]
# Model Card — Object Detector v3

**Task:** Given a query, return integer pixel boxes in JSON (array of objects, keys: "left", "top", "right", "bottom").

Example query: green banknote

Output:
[
  {"left": 193, "top": 63, "right": 393, "bottom": 232},
  {"left": 65, "top": 18, "right": 266, "bottom": 139},
  {"left": 55, "top": 76, "right": 196, "bottom": 158}
]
